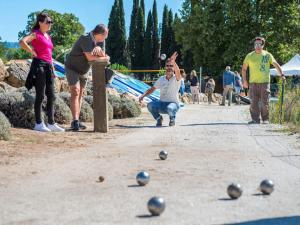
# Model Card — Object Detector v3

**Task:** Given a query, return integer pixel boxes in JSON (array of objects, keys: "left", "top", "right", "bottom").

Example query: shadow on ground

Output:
[
  {"left": 222, "top": 216, "right": 300, "bottom": 225},
  {"left": 181, "top": 122, "right": 247, "bottom": 126}
]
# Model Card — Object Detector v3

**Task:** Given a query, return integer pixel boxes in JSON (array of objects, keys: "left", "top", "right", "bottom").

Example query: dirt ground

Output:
[{"left": 0, "top": 103, "right": 299, "bottom": 225}]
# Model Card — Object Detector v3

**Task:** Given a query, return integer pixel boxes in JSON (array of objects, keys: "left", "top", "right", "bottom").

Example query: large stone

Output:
[
  {"left": 0, "top": 82, "right": 17, "bottom": 92},
  {"left": 60, "top": 79, "right": 69, "bottom": 92},
  {"left": 0, "top": 58, "right": 8, "bottom": 82},
  {"left": 6, "top": 60, "right": 30, "bottom": 88},
  {"left": 106, "top": 87, "right": 120, "bottom": 98}
]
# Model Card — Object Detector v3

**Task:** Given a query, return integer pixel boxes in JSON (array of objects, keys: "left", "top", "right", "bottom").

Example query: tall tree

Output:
[
  {"left": 140, "top": 0, "right": 145, "bottom": 20},
  {"left": 144, "top": 11, "right": 153, "bottom": 69},
  {"left": 106, "top": 0, "right": 127, "bottom": 66},
  {"left": 161, "top": 5, "right": 169, "bottom": 57},
  {"left": 128, "top": 0, "right": 139, "bottom": 69},
  {"left": 167, "top": 9, "right": 175, "bottom": 57},
  {"left": 151, "top": 0, "right": 160, "bottom": 69},
  {"left": 133, "top": 7, "right": 145, "bottom": 76}
]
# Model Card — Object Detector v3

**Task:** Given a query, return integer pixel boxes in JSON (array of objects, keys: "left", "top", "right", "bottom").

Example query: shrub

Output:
[
  {"left": 108, "top": 94, "right": 122, "bottom": 118},
  {"left": 84, "top": 95, "right": 113, "bottom": 121},
  {"left": 59, "top": 92, "right": 93, "bottom": 122},
  {"left": 108, "top": 94, "right": 141, "bottom": 119},
  {"left": 0, "top": 111, "right": 11, "bottom": 141},
  {"left": 120, "top": 97, "right": 141, "bottom": 118},
  {"left": 49, "top": 96, "right": 72, "bottom": 124}
]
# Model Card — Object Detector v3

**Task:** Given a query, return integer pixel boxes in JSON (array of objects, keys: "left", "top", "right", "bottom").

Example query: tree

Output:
[
  {"left": 167, "top": 9, "right": 175, "bottom": 57},
  {"left": 0, "top": 37, "right": 6, "bottom": 60},
  {"left": 151, "top": 0, "right": 160, "bottom": 70},
  {"left": 161, "top": 5, "right": 169, "bottom": 57},
  {"left": 128, "top": 0, "right": 139, "bottom": 69},
  {"left": 144, "top": 11, "right": 153, "bottom": 69},
  {"left": 18, "top": 9, "right": 84, "bottom": 62},
  {"left": 175, "top": 0, "right": 300, "bottom": 76},
  {"left": 106, "top": 0, "right": 128, "bottom": 66},
  {"left": 133, "top": 6, "right": 145, "bottom": 77}
]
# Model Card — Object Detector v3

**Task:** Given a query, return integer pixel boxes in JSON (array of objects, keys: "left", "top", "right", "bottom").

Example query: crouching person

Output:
[{"left": 139, "top": 52, "right": 181, "bottom": 127}]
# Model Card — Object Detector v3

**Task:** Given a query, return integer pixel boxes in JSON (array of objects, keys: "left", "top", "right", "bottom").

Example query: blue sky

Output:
[{"left": 0, "top": 0, "right": 183, "bottom": 42}]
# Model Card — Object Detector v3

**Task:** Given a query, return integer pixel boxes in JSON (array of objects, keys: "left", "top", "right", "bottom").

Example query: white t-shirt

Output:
[{"left": 154, "top": 74, "right": 181, "bottom": 103}]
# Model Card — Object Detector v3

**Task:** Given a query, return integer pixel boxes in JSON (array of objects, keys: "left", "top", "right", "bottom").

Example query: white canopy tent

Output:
[{"left": 270, "top": 54, "right": 300, "bottom": 76}]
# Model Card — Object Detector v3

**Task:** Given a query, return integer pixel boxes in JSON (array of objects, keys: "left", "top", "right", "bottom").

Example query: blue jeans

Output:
[{"left": 147, "top": 101, "right": 180, "bottom": 120}]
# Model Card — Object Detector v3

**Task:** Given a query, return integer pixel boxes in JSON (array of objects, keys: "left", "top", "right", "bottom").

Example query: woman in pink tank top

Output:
[{"left": 20, "top": 12, "right": 64, "bottom": 132}]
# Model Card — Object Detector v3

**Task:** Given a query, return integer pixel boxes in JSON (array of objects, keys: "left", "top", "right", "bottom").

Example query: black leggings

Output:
[{"left": 34, "top": 65, "right": 55, "bottom": 125}]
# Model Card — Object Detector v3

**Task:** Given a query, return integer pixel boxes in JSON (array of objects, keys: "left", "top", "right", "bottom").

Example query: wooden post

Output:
[{"left": 91, "top": 60, "right": 109, "bottom": 132}]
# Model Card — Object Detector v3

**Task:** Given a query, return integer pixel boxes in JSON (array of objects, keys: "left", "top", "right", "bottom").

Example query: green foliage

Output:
[
  {"left": 129, "top": 0, "right": 139, "bottom": 69},
  {"left": 270, "top": 81, "right": 300, "bottom": 132},
  {"left": 84, "top": 95, "right": 114, "bottom": 121},
  {"left": 106, "top": 0, "right": 128, "bottom": 66},
  {"left": 108, "top": 94, "right": 140, "bottom": 119},
  {"left": 134, "top": 6, "right": 145, "bottom": 71},
  {"left": 120, "top": 97, "right": 141, "bottom": 118},
  {"left": 110, "top": 63, "right": 129, "bottom": 75},
  {"left": 144, "top": 11, "right": 154, "bottom": 69},
  {"left": 151, "top": 0, "right": 160, "bottom": 70},
  {"left": 161, "top": 5, "right": 169, "bottom": 57},
  {"left": 59, "top": 92, "right": 93, "bottom": 122},
  {"left": 0, "top": 111, "right": 11, "bottom": 141},
  {"left": 175, "top": 0, "right": 300, "bottom": 74}
]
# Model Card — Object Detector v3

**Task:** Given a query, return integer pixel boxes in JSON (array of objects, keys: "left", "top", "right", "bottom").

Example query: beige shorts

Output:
[{"left": 65, "top": 67, "right": 88, "bottom": 87}]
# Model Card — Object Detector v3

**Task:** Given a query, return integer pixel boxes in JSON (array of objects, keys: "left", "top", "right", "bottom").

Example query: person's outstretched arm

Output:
[
  {"left": 170, "top": 52, "right": 181, "bottom": 81},
  {"left": 139, "top": 86, "right": 156, "bottom": 102}
]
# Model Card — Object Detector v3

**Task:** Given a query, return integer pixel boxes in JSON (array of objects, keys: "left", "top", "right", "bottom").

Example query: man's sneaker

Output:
[
  {"left": 169, "top": 119, "right": 176, "bottom": 126},
  {"left": 71, "top": 120, "right": 80, "bottom": 131},
  {"left": 79, "top": 122, "right": 87, "bottom": 130},
  {"left": 248, "top": 120, "right": 260, "bottom": 124},
  {"left": 262, "top": 120, "right": 269, "bottom": 124},
  {"left": 34, "top": 122, "right": 51, "bottom": 132},
  {"left": 156, "top": 116, "right": 163, "bottom": 127},
  {"left": 47, "top": 123, "right": 65, "bottom": 132}
]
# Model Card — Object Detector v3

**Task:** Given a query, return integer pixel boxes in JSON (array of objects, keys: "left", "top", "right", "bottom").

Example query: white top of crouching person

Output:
[{"left": 139, "top": 52, "right": 182, "bottom": 103}]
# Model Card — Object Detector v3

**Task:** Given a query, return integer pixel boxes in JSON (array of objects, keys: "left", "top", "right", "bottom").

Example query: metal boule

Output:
[
  {"left": 147, "top": 196, "right": 166, "bottom": 216},
  {"left": 227, "top": 183, "right": 243, "bottom": 199},
  {"left": 159, "top": 150, "right": 168, "bottom": 160},
  {"left": 136, "top": 171, "right": 150, "bottom": 186},
  {"left": 260, "top": 179, "right": 274, "bottom": 195}
]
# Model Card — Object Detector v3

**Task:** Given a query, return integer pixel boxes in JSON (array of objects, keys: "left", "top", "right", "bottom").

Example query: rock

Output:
[
  {"left": 54, "top": 78, "right": 62, "bottom": 93},
  {"left": 106, "top": 87, "right": 120, "bottom": 98},
  {"left": 60, "top": 79, "right": 69, "bottom": 92},
  {"left": 0, "top": 82, "right": 17, "bottom": 92},
  {"left": 6, "top": 60, "right": 30, "bottom": 88},
  {"left": 0, "top": 58, "right": 8, "bottom": 82},
  {"left": 0, "top": 111, "right": 11, "bottom": 141}
]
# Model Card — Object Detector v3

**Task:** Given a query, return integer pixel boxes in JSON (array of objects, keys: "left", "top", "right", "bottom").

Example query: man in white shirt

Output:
[{"left": 139, "top": 52, "right": 181, "bottom": 127}]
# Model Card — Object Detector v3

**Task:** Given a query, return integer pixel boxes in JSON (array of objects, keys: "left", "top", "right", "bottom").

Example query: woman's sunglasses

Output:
[
  {"left": 45, "top": 20, "right": 53, "bottom": 24},
  {"left": 166, "top": 65, "right": 173, "bottom": 68}
]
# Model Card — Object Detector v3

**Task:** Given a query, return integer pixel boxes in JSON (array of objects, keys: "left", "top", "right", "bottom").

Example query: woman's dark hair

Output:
[
  {"left": 32, "top": 12, "right": 51, "bottom": 31},
  {"left": 92, "top": 24, "right": 107, "bottom": 35}
]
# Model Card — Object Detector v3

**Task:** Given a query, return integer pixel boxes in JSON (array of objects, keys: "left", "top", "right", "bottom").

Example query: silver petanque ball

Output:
[
  {"left": 136, "top": 171, "right": 150, "bottom": 186},
  {"left": 147, "top": 196, "right": 166, "bottom": 216},
  {"left": 260, "top": 179, "right": 274, "bottom": 195},
  {"left": 159, "top": 150, "right": 168, "bottom": 160},
  {"left": 227, "top": 183, "right": 243, "bottom": 199},
  {"left": 160, "top": 54, "right": 167, "bottom": 60}
]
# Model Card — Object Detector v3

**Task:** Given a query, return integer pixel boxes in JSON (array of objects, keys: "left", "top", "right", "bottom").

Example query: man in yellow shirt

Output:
[{"left": 242, "top": 37, "right": 285, "bottom": 124}]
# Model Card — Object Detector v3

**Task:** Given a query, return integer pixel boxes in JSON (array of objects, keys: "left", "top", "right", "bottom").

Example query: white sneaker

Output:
[
  {"left": 34, "top": 122, "right": 51, "bottom": 132},
  {"left": 47, "top": 123, "right": 65, "bottom": 132}
]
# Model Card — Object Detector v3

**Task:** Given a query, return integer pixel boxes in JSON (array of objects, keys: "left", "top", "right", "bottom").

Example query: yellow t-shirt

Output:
[{"left": 243, "top": 50, "right": 276, "bottom": 83}]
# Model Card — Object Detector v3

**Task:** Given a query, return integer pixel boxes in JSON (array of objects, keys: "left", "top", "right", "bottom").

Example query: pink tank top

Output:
[{"left": 31, "top": 30, "right": 53, "bottom": 63}]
